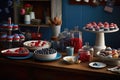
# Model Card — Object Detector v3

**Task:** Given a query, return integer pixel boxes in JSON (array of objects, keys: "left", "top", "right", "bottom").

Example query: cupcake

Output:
[
  {"left": 109, "top": 23, "right": 115, "bottom": 30},
  {"left": 98, "top": 22, "right": 104, "bottom": 29},
  {"left": 0, "top": 34, "right": 7, "bottom": 41},
  {"left": 2, "top": 24, "right": 8, "bottom": 29},
  {"left": 95, "top": 26, "right": 100, "bottom": 31},
  {"left": 13, "top": 24, "right": 19, "bottom": 30},
  {"left": 104, "top": 22, "right": 109, "bottom": 25},
  {"left": 7, "top": 24, "right": 13, "bottom": 30},
  {"left": 19, "top": 34, "right": 25, "bottom": 41},
  {"left": 92, "top": 22, "right": 97, "bottom": 28},
  {"left": 7, "top": 35, "right": 13, "bottom": 42},
  {"left": 13, "top": 34, "right": 20, "bottom": 42},
  {"left": 86, "top": 23, "right": 92, "bottom": 29},
  {"left": 113, "top": 23, "right": 118, "bottom": 29},
  {"left": 104, "top": 24, "right": 109, "bottom": 31}
]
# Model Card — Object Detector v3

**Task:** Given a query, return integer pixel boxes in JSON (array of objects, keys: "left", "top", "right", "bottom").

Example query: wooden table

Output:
[{"left": 0, "top": 52, "right": 120, "bottom": 80}]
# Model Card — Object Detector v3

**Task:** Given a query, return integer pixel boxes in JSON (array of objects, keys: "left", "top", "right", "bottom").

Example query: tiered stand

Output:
[
  {"left": 83, "top": 28, "right": 119, "bottom": 56},
  {"left": 0, "top": 17, "right": 25, "bottom": 49}
]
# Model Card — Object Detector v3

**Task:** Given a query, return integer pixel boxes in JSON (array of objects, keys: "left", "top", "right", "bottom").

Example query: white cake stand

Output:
[{"left": 83, "top": 28, "right": 119, "bottom": 56}]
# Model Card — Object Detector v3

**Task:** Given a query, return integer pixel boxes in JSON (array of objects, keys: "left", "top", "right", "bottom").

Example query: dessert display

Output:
[
  {"left": 1, "top": 47, "right": 29, "bottom": 56},
  {"left": 34, "top": 48, "right": 57, "bottom": 60},
  {"left": 0, "top": 17, "right": 25, "bottom": 48},
  {"left": 83, "top": 21, "right": 119, "bottom": 55},
  {"left": 84, "top": 22, "right": 119, "bottom": 32},
  {"left": 23, "top": 40, "right": 51, "bottom": 50},
  {"left": 97, "top": 47, "right": 120, "bottom": 59}
]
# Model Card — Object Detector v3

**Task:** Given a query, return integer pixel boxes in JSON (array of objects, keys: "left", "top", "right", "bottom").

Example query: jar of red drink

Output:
[
  {"left": 70, "top": 26, "right": 82, "bottom": 53},
  {"left": 78, "top": 49, "right": 92, "bottom": 62}
]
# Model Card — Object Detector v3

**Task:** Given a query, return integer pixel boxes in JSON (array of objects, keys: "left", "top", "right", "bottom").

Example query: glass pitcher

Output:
[{"left": 70, "top": 26, "right": 83, "bottom": 53}]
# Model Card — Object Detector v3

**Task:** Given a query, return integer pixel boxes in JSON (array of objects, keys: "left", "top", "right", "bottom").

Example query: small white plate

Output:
[{"left": 89, "top": 62, "right": 106, "bottom": 68}]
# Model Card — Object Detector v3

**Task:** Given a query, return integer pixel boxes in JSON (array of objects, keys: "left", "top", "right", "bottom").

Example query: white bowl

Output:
[
  {"left": 23, "top": 40, "right": 51, "bottom": 51},
  {"left": 34, "top": 48, "right": 57, "bottom": 60},
  {"left": 63, "top": 56, "right": 77, "bottom": 64}
]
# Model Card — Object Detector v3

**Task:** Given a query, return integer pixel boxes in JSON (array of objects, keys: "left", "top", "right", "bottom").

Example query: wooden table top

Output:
[{"left": 0, "top": 52, "right": 119, "bottom": 77}]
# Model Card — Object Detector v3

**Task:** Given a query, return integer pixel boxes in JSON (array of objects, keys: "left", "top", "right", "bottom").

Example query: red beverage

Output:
[
  {"left": 70, "top": 38, "right": 82, "bottom": 53},
  {"left": 78, "top": 49, "right": 91, "bottom": 62}
]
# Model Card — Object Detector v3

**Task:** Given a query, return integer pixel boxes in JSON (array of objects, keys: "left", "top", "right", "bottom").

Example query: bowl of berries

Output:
[
  {"left": 34, "top": 48, "right": 57, "bottom": 60},
  {"left": 23, "top": 40, "right": 51, "bottom": 51}
]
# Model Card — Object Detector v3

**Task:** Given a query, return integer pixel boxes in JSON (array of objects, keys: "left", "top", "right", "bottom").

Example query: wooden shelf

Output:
[
  {"left": 19, "top": 24, "right": 50, "bottom": 27},
  {"left": 14, "top": 0, "right": 62, "bottom": 24}
]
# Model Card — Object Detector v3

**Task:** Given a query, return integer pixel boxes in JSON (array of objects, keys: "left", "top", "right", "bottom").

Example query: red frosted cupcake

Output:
[
  {"left": 13, "top": 24, "right": 19, "bottom": 30},
  {"left": 109, "top": 23, "right": 115, "bottom": 30},
  {"left": 92, "top": 22, "right": 97, "bottom": 28},
  {"left": 104, "top": 24, "right": 109, "bottom": 31},
  {"left": 98, "top": 22, "right": 104, "bottom": 29},
  {"left": 7, "top": 24, "right": 13, "bottom": 30},
  {"left": 0, "top": 34, "right": 7, "bottom": 41},
  {"left": 13, "top": 34, "right": 20, "bottom": 42},
  {"left": 113, "top": 23, "right": 118, "bottom": 29},
  {"left": 7, "top": 35, "right": 13, "bottom": 42},
  {"left": 19, "top": 34, "right": 25, "bottom": 41}
]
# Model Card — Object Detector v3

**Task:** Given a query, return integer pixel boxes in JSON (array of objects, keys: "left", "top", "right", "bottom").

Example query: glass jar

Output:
[
  {"left": 59, "top": 28, "right": 71, "bottom": 51},
  {"left": 70, "top": 26, "right": 82, "bottom": 53},
  {"left": 82, "top": 42, "right": 94, "bottom": 58},
  {"left": 78, "top": 49, "right": 92, "bottom": 62}
]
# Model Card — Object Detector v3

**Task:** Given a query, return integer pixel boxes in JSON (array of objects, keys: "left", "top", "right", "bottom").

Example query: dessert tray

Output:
[
  {"left": 1, "top": 47, "right": 29, "bottom": 57},
  {"left": 83, "top": 22, "right": 119, "bottom": 33},
  {"left": 83, "top": 22, "right": 119, "bottom": 54},
  {"left": 96, "top": 47, "right": 120, "bottom": 61},
  {"left": 23, "top": 40, "right": 51, "bottom": 50}
]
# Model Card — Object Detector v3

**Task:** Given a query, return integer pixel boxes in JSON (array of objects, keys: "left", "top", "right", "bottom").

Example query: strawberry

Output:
[{"left": 6, "top": 50, "right": 11, "bottom": 53}]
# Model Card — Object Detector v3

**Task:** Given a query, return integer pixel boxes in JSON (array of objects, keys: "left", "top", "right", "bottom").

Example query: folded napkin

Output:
[{"left": 107, "top": 65, "right": 120, "bottom": 74}]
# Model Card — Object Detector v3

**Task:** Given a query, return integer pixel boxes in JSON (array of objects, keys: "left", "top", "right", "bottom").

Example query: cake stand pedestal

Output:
[{"left": 84, "top": 28, "right": 119, "bottom": 56}]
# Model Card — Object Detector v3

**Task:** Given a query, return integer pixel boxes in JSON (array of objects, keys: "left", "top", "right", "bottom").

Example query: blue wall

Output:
[
  {"left": 0, "top": 0, "right": 120, "bottom": 48},
  {"left": 61, "top": 0, "right": 120, "bottom": 48}
]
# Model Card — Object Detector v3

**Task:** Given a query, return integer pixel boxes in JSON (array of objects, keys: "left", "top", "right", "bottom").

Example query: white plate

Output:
[
  {"left": 89, "top": 62, "right": 106, "bottom": 68},
  {"left": 23, "top": 40, "right": 51, "bottom": 50}
]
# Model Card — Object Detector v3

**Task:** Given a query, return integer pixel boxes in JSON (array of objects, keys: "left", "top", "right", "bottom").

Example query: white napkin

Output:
[{"left": 107, "top": 65, "right": 120, "bottom": 73}]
